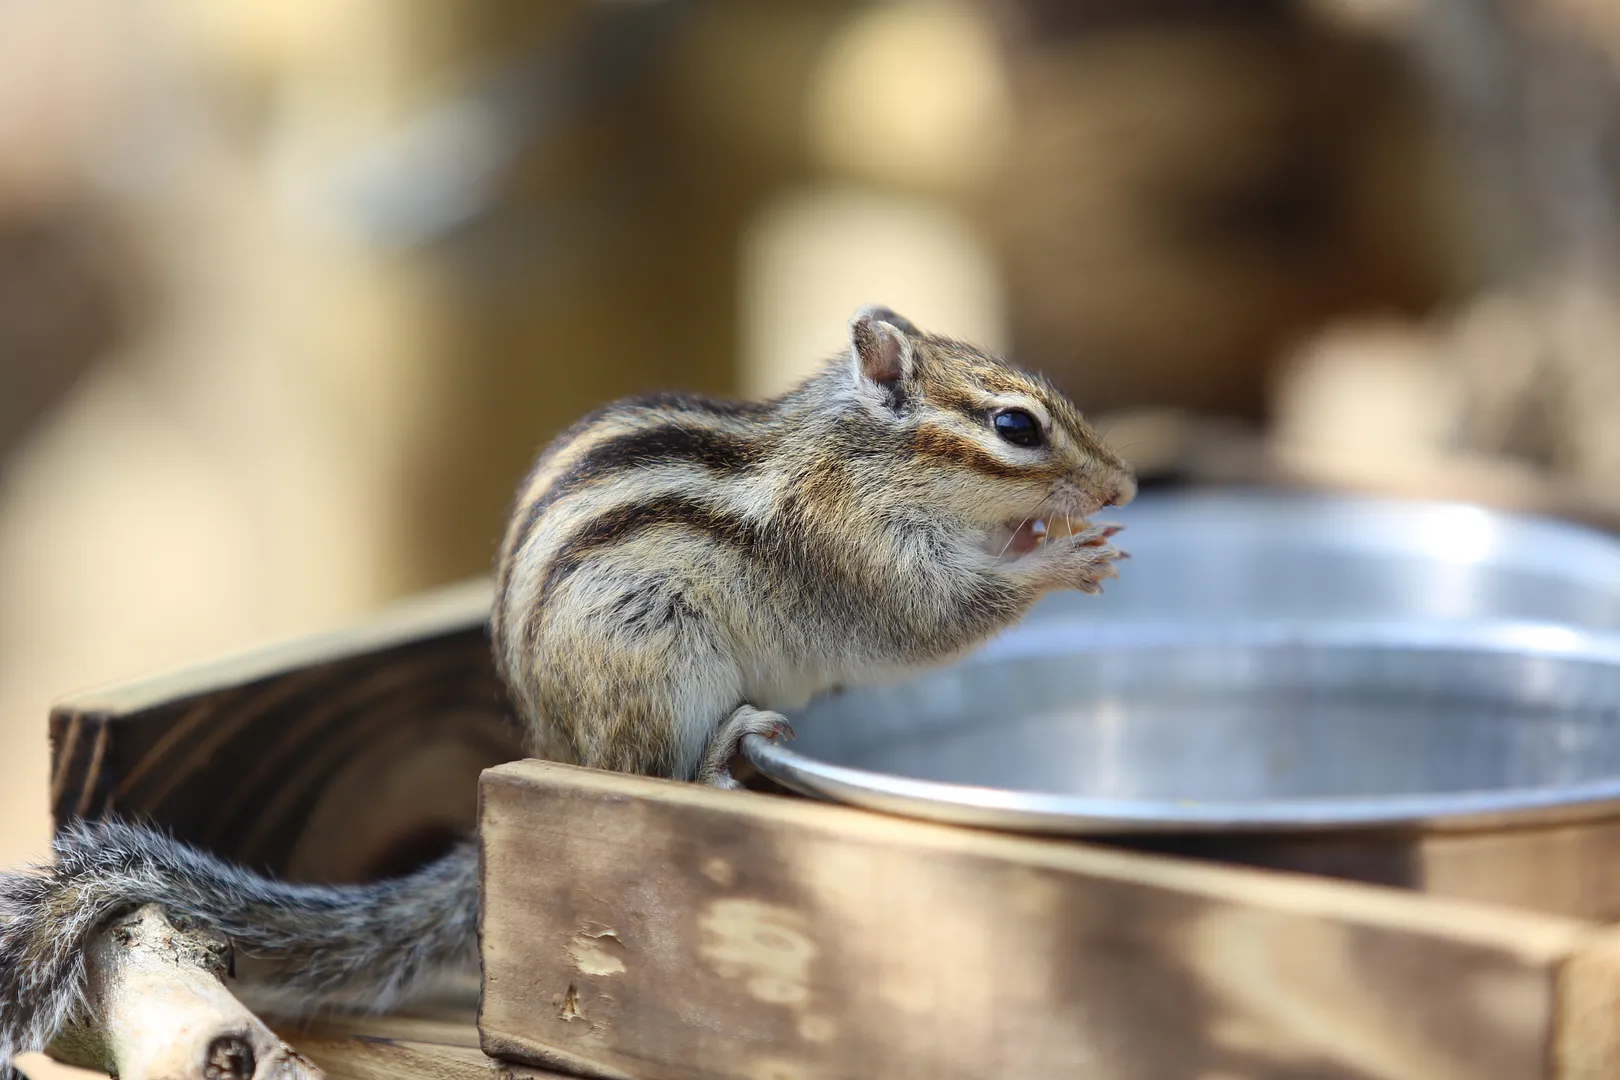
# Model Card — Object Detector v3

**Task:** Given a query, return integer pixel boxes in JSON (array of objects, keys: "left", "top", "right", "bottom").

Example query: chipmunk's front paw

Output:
[
  {"left": 1069, "top": 549, "right": 1125, "bottom": 594},
  {"left": 699, "top": 705, "right": 796, "bottom": 789},
  {"left": 1045, "top": 526, "right": 1127, "bottom": 594}
]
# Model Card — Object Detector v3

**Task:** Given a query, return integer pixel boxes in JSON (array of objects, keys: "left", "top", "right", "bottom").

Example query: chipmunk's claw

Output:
[{"left": 699, "top": 706, "right": 794, "bottom": 789}]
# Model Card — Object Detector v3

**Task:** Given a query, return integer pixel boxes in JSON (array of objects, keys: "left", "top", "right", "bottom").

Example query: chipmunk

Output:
[{"left": 0, "top": 306, "right": 1134, "bottom": 1070}]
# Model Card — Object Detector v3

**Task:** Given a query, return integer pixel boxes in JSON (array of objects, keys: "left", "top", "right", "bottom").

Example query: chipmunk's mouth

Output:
[
  {"left": 992, "top": 514, "right": 1123, "bottom": 560},
  {"left": 996, "top": 515, "right": 1084, "bottom": 559}
]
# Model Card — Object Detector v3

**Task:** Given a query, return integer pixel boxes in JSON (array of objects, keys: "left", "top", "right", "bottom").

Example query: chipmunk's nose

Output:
[{"left": 1103, "top": 474, "right": 1137, "bottom": 509}]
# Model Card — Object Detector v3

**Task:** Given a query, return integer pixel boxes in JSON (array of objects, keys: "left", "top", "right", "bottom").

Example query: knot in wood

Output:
[{"left": 204, "top": 1034, "right": 257, "bottom": 1080}]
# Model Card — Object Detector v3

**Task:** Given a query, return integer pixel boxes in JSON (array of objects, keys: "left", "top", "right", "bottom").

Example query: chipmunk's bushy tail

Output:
[{"left": 0, "top": 817, "right": 478, "bottom": 1070}]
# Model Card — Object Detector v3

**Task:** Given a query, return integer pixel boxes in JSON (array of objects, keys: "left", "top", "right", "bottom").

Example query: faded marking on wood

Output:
[{"left": 568, "top": 927, "right": 629, "bottom": 978}]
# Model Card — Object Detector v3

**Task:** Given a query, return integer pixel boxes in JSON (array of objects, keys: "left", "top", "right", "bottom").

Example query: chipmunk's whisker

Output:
[
  {"left": 996, "top": 514, "right": 1033, "bottom": 561},
  {"left": 995, "top": 493, "right": 1054, "bottom": 560}
]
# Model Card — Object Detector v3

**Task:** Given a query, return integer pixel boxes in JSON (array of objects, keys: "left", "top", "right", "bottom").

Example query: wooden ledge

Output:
[{"left": 479, "top": 759, "right": 1620, "bottom": 1080}]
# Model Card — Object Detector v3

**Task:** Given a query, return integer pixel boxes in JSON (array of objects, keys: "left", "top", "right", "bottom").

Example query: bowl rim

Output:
[
  {"left": 1101, "top": 487, "right": 1620, "bottom": 590},
  {"left": 743, "top": 617, "right": 1620, "bottom": 836}
]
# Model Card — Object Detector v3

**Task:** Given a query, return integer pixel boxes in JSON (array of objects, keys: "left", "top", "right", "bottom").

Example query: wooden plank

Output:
[
  {"left": 48, "top": 578, "right": 523, "bottom": 882},
  {"left": 1558, "top": 926, "right": 1620, "bottom": 1080},
  {"left": 277, "top": 1013, "right": 566, "bottom": 1080},
  {"left": 479, "top": 759, "right": 1620, "bottom": 1080}
]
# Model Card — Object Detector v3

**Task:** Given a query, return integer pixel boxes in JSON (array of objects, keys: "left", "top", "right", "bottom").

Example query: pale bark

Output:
[{"left": 48, "top": 905, "right": 324, "bottom": 1080}]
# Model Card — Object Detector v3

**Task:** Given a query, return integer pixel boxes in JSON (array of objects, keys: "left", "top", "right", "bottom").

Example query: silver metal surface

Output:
[
  {"left": 1018, "top": 488, "right": 1620, "bottom": 629},
  {"left": 744, "top": 492, "right": 1620, "bottom": 835}
]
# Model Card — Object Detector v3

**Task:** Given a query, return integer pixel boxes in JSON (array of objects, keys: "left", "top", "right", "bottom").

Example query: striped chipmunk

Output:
[{"left": 0, "top": 306, "right": 1135, "bottom": 1068}]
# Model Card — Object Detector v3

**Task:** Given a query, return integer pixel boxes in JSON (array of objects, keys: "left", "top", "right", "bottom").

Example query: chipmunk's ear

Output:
[{"left": 848, "top": 305, "right": 917, "bottom": 391}]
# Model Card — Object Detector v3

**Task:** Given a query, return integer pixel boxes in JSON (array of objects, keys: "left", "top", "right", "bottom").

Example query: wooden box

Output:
[{"left": 46, "top": 582, "right": 1620, "bottom": 1080}]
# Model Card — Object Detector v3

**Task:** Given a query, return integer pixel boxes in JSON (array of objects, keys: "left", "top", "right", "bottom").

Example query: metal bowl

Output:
[
  {"left": 748, "top": 618, "right": 1620, "bottom": 834},
  {"left": 743, "top": 492, "right": 1620, "bottom": 836}
]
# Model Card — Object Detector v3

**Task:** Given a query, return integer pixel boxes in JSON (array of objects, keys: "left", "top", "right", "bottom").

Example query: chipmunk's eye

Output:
[{"left": 992, "top": 408, "right": 1043, "bottom": 448}]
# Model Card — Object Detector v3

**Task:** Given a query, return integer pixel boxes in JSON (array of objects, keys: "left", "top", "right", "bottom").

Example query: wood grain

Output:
[
  {"left": 48, "top": 579, "right": 523, "bottom": 882},
  {"left": 479, "top": 759, "right": 1620, "bottom": 1080}
]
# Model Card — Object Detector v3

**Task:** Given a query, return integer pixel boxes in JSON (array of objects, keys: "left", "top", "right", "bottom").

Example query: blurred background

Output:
[{"left": 2, "top": 2, "right": 1620, "bottom": 1071}]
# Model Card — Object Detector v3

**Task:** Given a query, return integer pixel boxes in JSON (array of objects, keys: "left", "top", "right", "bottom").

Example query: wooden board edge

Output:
[
  {"left": 480, "top": 759, "right": 1602, "bottom": 960},
  {"left": 479, "top": 1030, "right": 640, "bottom": 1080},
  {"left": 1556, "top": 925, "right": 1620, "bottom": 1079},
  {"left": 479, "top": 758, "right": 1618, "bottom": 1079},
  {"left": 47, "top": 577, "right": 492, "bottom": 719},
  {"left": 275, "top": 1016, "right": 569, "bottom": 1080}
]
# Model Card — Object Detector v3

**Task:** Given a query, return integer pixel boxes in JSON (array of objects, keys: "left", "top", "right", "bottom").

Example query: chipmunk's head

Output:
[{"left": 845, "top": 305, "right": 1136, "bottom": 559}]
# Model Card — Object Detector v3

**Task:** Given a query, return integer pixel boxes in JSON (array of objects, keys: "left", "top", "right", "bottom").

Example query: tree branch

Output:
[{"left": 47, "top": 904, "right": 325, "bottom": 1080}]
